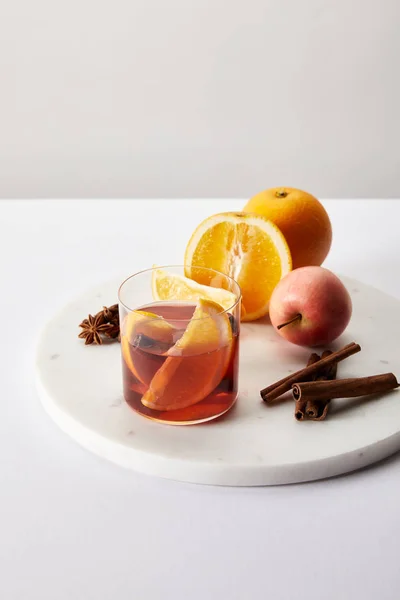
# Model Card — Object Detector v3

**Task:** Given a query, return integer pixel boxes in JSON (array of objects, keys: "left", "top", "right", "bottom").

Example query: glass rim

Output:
[{"left": 118, "top": 264, "right": 242, "bottom": 319}]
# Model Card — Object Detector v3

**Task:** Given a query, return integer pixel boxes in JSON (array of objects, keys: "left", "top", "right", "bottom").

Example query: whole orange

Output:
[{"left": 243, "top": 187, "right": 332, "bottom": 269}]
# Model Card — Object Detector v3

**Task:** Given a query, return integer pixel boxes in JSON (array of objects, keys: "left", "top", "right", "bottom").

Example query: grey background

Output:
[{"left": 1, "top": 0, "right": 399, "bottom": 199}]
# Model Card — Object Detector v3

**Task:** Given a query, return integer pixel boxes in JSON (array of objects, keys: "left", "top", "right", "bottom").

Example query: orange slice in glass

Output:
[
  {"left": 141, "top": 298, "right": 233, "bottom": 411},
  {"left": 121, "top": 310, "right": 175, "bottom": 385},
  {"left": 184, "top": 212, "right": 292, "bottom": 321},
  {"left": 151, "top": 267, "right": 237, "bottom": 312}
]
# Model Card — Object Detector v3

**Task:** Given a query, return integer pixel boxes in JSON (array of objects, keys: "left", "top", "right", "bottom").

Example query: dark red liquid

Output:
[{"left": 121, "top": 303, "right": 239, "bottom": 424}]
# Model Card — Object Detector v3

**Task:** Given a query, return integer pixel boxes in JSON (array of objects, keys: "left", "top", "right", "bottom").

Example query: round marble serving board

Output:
[{"left": 35, "top": 276, "right": 400, "bottom": 486}]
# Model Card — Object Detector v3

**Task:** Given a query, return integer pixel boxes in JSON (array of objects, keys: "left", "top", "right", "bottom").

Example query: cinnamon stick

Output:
[
  {"left": 294, "top": 353, "right": 320, "bottom": 421},
  {"left": 292, "top": 373, "right": 399, "bottom": 403},
  {"left": 308, "top": 397, "right": 330, "bottom": 421},
  {"left": 305, "top": 350, "right": 338, "bottom": 420},
  {"left": 261, "top": 342, "right": 361, "bottom": 403}
]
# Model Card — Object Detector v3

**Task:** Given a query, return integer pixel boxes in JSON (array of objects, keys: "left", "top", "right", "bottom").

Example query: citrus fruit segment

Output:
[
  {"left": 121, "top": 310, "right": 176, "bottom": 385},
  {"left": 184, "top": 212, "right": 292, "bottom": 321},
  {"left": 141, "top": 298, "right": 233, "bottom": 411},
  {"left": 243, "top": 187, "right": 332, "bottom": 269},
  {"left": 121, "top": 309, "right": 175, "bottom": 345},
  {"left": 151, "top": 267, "right": 237, "bottom": 312},
  {"left": 167, "top": 298, "right": 232, "bottom": 357}
]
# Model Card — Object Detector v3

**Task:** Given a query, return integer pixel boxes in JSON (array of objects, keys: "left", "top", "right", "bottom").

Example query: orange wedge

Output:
[
  {"left": 121, "top": 310, "right": 175, "bottom": 385},
  {"left": 151, "top": 267, "right": 237, "bottom": 312},
  {"left": 121, "top": 309, "right": 175, "bottom": 345},
  {"left": 141, "top": 298, "right": 233, "bottom": 411},
  {"left": 184, "top": 211, "right": 292, "bottom": 321}
]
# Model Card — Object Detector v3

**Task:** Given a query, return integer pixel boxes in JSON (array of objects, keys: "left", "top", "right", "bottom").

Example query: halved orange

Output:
[
  {"left": 141, "top": 298, "right": 233, "bottom": 411},
  {"left": 121, "top": 310, "right": 175, "bottom": 385},
  {"left": 184, "top": 212, "right": 292, "bottom": 321}
]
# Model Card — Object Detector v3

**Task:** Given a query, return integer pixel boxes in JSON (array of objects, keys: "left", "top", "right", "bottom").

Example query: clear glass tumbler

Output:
[{"left": 118, "top": 265, "right": 241, "bottom": 425}]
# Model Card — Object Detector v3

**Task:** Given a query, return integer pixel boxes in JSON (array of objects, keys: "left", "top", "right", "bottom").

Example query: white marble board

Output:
[{"left": 35, "top": 276, "right": 400, "bottom": 486}]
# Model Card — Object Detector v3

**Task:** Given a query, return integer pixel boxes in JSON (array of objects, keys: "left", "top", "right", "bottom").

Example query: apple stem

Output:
[{"left": 277, "top": 313, "right": 302, "bottom": 330}]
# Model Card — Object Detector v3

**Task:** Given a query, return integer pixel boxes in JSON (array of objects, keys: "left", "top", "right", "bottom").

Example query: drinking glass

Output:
[{"left": 118, "top": 265, "right": 241, "bottom": 424}]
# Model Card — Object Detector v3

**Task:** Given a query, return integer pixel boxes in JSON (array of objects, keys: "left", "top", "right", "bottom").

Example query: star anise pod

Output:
[
  {"left": 103, "top": 322, "right": 120, "bottom": 340},
  {"left": 102, "top": 304, "right": 120, "bottom": 340},
  {"left": 78, "top": 312, "right": 111, "bottom": 345},
  {"left": 102, "top": 304, "right": 119, "bottom": 322},
  {"left": 78, "top": 303, "right": 121, "bottom": 345}
]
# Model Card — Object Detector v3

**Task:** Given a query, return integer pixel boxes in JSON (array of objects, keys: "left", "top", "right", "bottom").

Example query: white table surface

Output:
[{"left": 1, "top": 198, "right": 400, "bottom": 600}]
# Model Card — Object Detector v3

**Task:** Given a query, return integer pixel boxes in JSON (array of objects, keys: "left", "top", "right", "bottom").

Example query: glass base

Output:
[{"left": 124, "top": 393, "right": 238, "bottom": 425}]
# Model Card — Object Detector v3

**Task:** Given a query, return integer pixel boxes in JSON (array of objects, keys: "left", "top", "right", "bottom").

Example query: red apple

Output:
[{"left": 269, "top": 266, "right": 352, "bottom": 347}]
